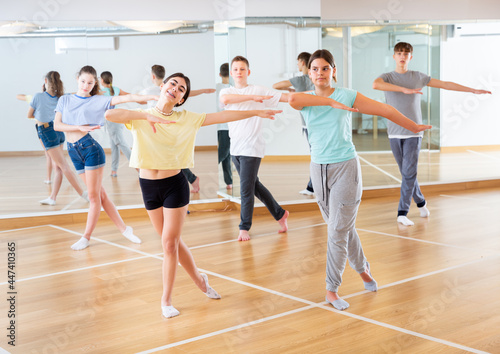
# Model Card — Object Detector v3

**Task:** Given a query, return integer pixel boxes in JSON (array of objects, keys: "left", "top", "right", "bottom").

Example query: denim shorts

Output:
[
  {"left": 139, "top": 172, "right": 190, "bottom": 210},
  {"left": 36, "top": 122, "right": 65, "bottom": 150},
  {"left": 67, "top": 134, "right": 106, "bottom": 174}
]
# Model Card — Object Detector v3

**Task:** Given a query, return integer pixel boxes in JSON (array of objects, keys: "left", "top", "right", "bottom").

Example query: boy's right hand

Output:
[
  {"left": 256, "top": 109, "right": 282, "bottom": 120},
  {"left": 415, "top": 124, "right": 432, "bottom": 133},
  {"left": 253, "top": 95, "right": 273, "bottom": 103}
]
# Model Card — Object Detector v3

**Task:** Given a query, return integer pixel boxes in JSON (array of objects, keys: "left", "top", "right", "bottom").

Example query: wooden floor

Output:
[
  {"left": 0, "top": 185, "right": 500, "bottom": 353},
  {"left": 2, "top": 147, "right": 500, "bottom": 217},
  {"left": 1, "top": 149, "right": 500, "bottom": 352}
]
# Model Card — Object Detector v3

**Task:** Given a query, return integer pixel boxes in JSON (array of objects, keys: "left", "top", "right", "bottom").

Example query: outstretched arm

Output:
[
  {"left": 202, "top": 109, "right": 282, "bottom": 126},
  {"left": 427, "top": 78, "right": 492, "bottom": 94},
  {"left": 220, "top": 94, "right": 274, "bottom": 105},
  {"left": 353, "top": 92, "right": 431, "bottom": 134},
  {"left": 288, "top": 92, "right": 359, "bottom": 112},
  {"left": 190, "top": 88, "right": 216, "bottom": 97},
  {"left": 105, "top": 109, "right": 175, "bottom": 133},
  {"left": 272, "top": 80, "right": 293, "bottom": 91},
  {"left": 373, "top": 77, "right": 423, "bottom": 95},
  {"left": 110, "top": 94, "right": 159, "bottom": 106}
]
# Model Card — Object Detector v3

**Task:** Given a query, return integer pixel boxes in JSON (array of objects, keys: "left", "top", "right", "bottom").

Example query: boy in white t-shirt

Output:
[{"left": 220, "top": 56, "right": 290, "bottom": 241}]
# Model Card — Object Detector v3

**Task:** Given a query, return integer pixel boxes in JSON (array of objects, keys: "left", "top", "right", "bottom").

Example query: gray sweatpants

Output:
[
  {"left": 106, "top": 120, "right": 132, "bottom": 172},
  {"left": 310, "top": 157, "right": 367, "bottom": 293}
]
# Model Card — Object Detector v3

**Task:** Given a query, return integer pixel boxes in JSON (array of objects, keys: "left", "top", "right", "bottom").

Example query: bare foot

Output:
[
  {"left": 238, "top": 230, "right": 250, "bottom": 241},
  {"left": 278, "top": 210, "right": 289, "bottom": 233},
  {"left": 191, "top": 176, "right": 200, "bottom": 193}
]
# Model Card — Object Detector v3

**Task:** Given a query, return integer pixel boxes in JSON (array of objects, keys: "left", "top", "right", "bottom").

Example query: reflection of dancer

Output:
[
  {"left": 373, "top": 42, "right": 491, "bottom": 226},
  {"left": 54, "top": 65, "right": 156, "bottom": 250},
  {"left": 100, "top": 71, "right": 133, "bottom": 178},
  {"left": 140, "top": 64, "right": 215, "bottom": 193},
  {"left": 215, "top": 63, "right": 232, "bottom": 190},
  {"left": 26, "top": 72, "right": 87, "bottom": 206},
  {"left": 273, "top": 52, "right": 315, "bottom": 196},
  {"left": 220, "top": 56, "right": 290, "bottom": 242},
  {"left": 17, "top": 93, "right": 53, "bottom": 184},
  {"left": 289, "top": 50, "right": 431, "bottom": 310},
  {"left": 106, "top": 72, "right": 280, "bottom": 318}
]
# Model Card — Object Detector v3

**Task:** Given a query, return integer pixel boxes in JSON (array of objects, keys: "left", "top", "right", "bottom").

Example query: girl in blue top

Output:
[
  {"left": 27, "top": 71, "right": 87, "bottom": 206},
  {"left": 54, "top": 65, "right": 158, "bottom": 251},
  {"left": 289, "top": 50, "right": 431, "bottom": 311},
  {"left": 100, "top": 71, "right": 134, "bottom": 178}
]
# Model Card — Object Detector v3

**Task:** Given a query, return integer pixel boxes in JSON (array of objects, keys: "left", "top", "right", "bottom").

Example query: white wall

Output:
[
  {"left": 440, "top": 28, "right": 500, "bottom": 147},
  {"left": 0, "top": 31, "right": 216, "bottom": 152},
  {"left": 245, "top": 24, "right": 321, "bottom": 156}
]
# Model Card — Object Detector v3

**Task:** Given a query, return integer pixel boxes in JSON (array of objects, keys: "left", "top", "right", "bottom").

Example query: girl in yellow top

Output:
[{"left": 105, "top": 72, "right": 281, "bottom": 319}]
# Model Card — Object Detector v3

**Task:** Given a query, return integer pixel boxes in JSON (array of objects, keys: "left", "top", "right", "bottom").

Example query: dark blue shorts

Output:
[
  {"left": 139, "top": 172, "right": 190, "bottom": 210},
  {"left": 37, "top": 122, "right": 65, "bottom": 150},
  {"left": 67, "top": 134, "right": 106, "bottom": 174}
]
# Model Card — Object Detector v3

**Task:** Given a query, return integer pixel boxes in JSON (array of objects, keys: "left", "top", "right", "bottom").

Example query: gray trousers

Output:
[
  {"left": 232, "top": 155, "right": 285, "bottom": 231},
  {"left": 106, "top": 120, "right": 132, "bottom": 171},
  {"left": 310, "top": 157, "right": 367, "bottom": 293},
  {"left": 389, "top": 137, "right": 425, "bottom": 216}
]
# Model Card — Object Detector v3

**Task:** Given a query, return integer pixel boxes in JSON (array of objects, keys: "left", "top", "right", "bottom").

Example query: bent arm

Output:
[
  {"left": 53, "top": 112, "right": 99, "bottom": 132},
  {"left": 220, "top": 94, "right": 266, "bottom": 105},
  {"left": 202, "top": 110, "right": 281, "bottom": 126},
  {"left": 27, "top": 107, "right": 35, "bottom": 119},
  {"left": 353, "top": 92, "right": 431, "bottom": 133},
  {"left": 427, "top": 78, "right": 492, "bottom": 94},
  {"left": 272, "top": 80, "right": 292, "bottom": 91},
  {"left": 373, "top": 77, "right": 423, "bottom": 95},
  {"left": 288, "top": 93, "right": 358, "bottom": 112},
  {"left": 118, "top": 89, "right": 130, "bottom": 96}
]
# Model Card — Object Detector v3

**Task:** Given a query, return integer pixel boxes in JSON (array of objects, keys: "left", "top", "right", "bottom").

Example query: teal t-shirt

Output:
[{"left": 301, "top": 87, "right": 358, "bottom": 164}]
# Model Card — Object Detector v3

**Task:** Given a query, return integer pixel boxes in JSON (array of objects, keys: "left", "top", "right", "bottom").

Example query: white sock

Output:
[
  {"left": 122, "top": 226, "right": 141, "bottom": 244},
  {"left": 397, "top": 216, "right": 414, "bottom": 226},
  {"left": 39, "top": 197, "right": 56, "bottom": 206},
  {"left": 364, "top": 262, "right": 378, "bottom": 292},
  {"left": 419, "top": 203, "right": 430, "bottom": 218},
  {"left": 201, "top": 273, "right": 221, "bottom": 299},
  {"left": 161, "top": 305, "right": 180, "bottom": 318},
  {"left": 81, "top": 191, "right": 89, "bottom": 202},
  {"left": 325, "top": 296, "right": 349, "bottom": 310},
  {"left": 71, "top": 237, "right": 89, "bottom": 250}
]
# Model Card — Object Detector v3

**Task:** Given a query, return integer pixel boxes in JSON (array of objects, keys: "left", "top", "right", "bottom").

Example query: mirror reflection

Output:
[{"left": 1, "top": 19, "right": 499, "bottom": 218}]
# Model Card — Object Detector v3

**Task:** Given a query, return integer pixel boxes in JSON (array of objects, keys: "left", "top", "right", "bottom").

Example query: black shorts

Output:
[{"left": 139, "top": 172, "right": 190, "bottom": 210}]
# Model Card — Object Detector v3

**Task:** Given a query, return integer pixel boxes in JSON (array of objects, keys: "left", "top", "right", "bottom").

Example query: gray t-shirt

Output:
[
  {"left": 290, "top": 75, "right": 314, "bottom": 128},
  {"left": 290, "top": 75, "right": 314, "bottom": 92},
  {"left": 378, "top": 70, "right": 431, "bottom": 137}
]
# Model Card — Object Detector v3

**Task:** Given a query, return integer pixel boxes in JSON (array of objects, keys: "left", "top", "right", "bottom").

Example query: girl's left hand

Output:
[{"left": 330, "top": 101, "right": 359, "bottom": 112}]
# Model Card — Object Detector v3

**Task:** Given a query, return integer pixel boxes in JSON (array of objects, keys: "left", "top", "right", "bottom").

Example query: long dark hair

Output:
[
  {"left": 44, "top": 71, "right": 64, "bottom": 98},
  {"left": 100, "top": 71, "right": 114, "bottom": 96},
  {"left": 308, "top": 49, "right": 337, "bottom": 83},
  {"left": 163, "top": 73, "right": 191, "bottom": 107},
  {"left": 78, "top": 65, "right": 100, "bottom": 96}
]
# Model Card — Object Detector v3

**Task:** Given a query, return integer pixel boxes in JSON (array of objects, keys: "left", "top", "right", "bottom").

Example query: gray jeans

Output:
[
  {"left": 389, "top": 137, "right": 425, "bottom": 216},
  {"left": 106, "top": 120, "right": 131, "bottom": 171},
  {"left": 310, "top": 157, "right": 367, "bottom": 293},
  {"left": 232, "top": 155, "right": 285, "bottom": 231}
]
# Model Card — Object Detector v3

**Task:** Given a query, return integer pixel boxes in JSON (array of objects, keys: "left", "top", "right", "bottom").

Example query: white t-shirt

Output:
[
  {"left": 220, "top": 85, "right": 281, "bottom": 158},
  {"left": 140, "top": 85, "right": 161, "bottom": 108}
]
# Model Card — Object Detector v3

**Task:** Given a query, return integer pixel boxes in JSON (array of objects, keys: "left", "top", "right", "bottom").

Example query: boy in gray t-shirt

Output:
[{"left": 373, "top": 42, "right": 491, "bottom": 226}]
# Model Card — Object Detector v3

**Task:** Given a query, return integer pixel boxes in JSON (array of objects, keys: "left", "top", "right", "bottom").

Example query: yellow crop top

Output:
[{"left": 125, "top": 108, "right": 206, "bottom": 170}]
